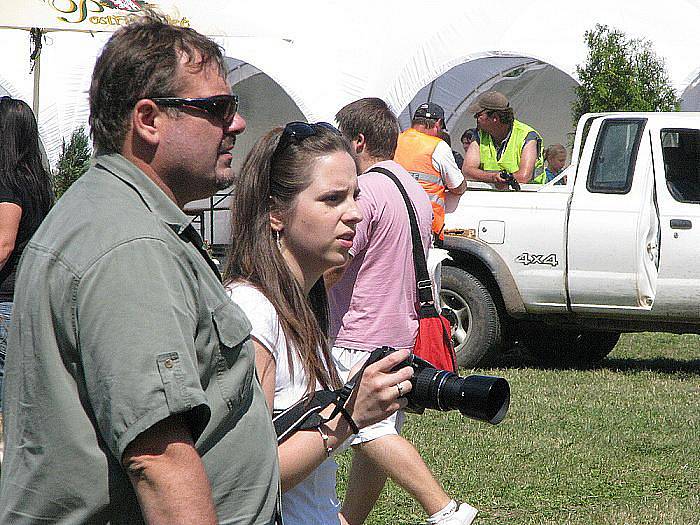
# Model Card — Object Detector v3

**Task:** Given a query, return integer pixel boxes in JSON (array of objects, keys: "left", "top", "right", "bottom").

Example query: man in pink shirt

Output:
[{"left": 327, "top": 98, "right": 477, "bottom": 525}]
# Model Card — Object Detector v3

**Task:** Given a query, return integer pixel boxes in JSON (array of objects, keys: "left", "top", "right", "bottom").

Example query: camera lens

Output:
[{"left": 411, "top": 369, "right": 510, "bottom": 425}]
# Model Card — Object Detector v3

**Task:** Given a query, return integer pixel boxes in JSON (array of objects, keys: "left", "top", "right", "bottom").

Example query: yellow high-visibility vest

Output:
[{"left": 479, "top": 120, "right": 546, "bottom": 183}]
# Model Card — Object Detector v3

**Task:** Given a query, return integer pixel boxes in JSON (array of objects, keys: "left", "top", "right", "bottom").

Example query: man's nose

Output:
[
  {"left": 346, "top": 200, "right": 363, "bottom": 225},
  {"left": 226, "top": 113, "right": 246, "bottom": 135}
]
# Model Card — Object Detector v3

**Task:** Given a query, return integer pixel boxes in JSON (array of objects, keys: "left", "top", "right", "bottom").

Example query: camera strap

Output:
[{"left": 272, "top": 368, "right": 366, "bottom": 444}]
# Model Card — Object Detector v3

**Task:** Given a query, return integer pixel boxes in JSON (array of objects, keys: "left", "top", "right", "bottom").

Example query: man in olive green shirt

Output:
[{"left": 0, "top": 16, "right": 279, "bottom": 524}]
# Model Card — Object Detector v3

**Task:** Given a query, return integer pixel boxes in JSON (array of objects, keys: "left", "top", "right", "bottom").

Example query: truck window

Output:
[
  {"left": 661, "top": 129, "right": 700, "bottom": 203},
  {"left": 587, "top": 119, "right": 646, "bottom": 194}
]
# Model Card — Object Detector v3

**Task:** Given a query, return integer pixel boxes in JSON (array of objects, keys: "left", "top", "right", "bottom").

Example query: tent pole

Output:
[
  {"left": 30, "top": 28, "right": 43, "bottom": 117},
  {"left": 32, "top": 49, "right": 41, "bottom": 116}
]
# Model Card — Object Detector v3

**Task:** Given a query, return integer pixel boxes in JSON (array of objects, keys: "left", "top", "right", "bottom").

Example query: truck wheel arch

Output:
[{"left": 442, "top": 236, "right": 526, "bottom": 317}]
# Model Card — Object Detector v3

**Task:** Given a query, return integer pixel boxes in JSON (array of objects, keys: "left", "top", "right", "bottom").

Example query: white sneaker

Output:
[{"left": 427, "top": 502, "right": 478, "bottom": 525}]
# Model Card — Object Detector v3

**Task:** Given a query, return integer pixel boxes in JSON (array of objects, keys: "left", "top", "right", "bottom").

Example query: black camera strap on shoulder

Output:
[{"left": 367, "top": 166, "right": 434, "bottom": 305}]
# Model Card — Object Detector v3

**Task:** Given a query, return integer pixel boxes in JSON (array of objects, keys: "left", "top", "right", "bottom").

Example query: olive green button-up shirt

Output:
[{"left": 0, "top": 153, "right": 279, "bottom": 524}]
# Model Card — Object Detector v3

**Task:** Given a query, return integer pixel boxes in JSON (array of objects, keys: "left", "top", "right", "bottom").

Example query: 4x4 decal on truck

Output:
[{"left": 515, "top": 252, "right": 559, "bottom": 267}]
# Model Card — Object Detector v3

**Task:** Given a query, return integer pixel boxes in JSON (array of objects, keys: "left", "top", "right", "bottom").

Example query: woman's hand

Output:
[{"left": 345, "top": 349, "right": 415, "bottom": 430}]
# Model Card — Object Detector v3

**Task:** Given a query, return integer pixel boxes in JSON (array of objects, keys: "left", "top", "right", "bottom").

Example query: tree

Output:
[
  {"left": 572, "top": 24, "right": 679, "bottom": 126},
  {"left": 53, "top": 126, "right": 92, "bottom": 199}
]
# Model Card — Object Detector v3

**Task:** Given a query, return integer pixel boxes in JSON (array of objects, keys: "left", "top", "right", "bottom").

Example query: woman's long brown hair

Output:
[{"left": 223, "top": 126, "right": 356, "bottom": 394}]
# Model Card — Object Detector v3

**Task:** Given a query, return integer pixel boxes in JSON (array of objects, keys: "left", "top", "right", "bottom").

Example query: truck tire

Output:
[
  {"left": 440, "top": 266, "right": 502, "bottom": 368},
  {"left": 520, "top": 326, "right": 620, "bottom": 366},
  {"left": 572, "top": 330, "right": 621, "bottom": 362}
]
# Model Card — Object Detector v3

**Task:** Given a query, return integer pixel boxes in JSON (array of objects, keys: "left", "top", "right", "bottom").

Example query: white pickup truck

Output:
[{"left": 440, "top": 112, "right": 700, "bottom": 366}]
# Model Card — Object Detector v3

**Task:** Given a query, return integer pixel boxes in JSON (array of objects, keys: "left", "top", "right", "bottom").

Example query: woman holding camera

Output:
[
  {"left": 224, "top": 122, "right": 413, "bottom": 525},
  {"left": 0, "top": 97, "right": 53, "bottom": 411}
]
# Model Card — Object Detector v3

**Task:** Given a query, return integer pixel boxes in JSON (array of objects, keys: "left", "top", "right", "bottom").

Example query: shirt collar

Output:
[
  {"left": 94, "top": 152, "right": 193, "bottom": 234},
  {"left": 363, "top": 159, "right": 396, "bottom": 174}
]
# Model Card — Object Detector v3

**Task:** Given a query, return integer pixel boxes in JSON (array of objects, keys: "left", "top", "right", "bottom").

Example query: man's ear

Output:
[
  {"left": 131, "top": 99, "right": 161, "bottom": 146},
  {"left": 353, "top": 133, "right": 366, "bottom": 155}
]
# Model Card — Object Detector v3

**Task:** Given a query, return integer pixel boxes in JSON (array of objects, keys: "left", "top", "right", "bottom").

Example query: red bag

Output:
[{"left": 414, "top": 304, "right": 457, "bottom": 372}]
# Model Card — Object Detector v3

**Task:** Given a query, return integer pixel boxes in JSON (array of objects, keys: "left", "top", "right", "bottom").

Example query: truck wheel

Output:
[
  {"left": 572, "top": 330, "right": 621, "bottom": 362},
  {"left": 521, "top": 327, "right": 620, "bottom": 366},
  {"left": 440, "top": 266, "right": 502, "bottom": 368}
]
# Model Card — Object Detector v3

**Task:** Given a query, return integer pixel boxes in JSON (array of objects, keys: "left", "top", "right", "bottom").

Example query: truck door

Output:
[
  {"left": 567, "top": 118, "right": 660, "bottom": 311},
  {"left": 651, "top": 127, "right": 700, "bottom": 317}
]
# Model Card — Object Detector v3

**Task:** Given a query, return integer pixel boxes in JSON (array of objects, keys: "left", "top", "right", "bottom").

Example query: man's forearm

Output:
[
  {"left": 511, "top": 170, "right": 533, "bottom": 183},
  {"left": 463, "top": 166, "right": 501, "bottom": 183},
  {"left": 123, "top": 416, "right": 217, "bottom": 525}
]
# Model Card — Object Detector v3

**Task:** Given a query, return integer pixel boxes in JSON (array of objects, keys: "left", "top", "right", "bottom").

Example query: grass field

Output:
[{"left": 336, "top": 333, "right": 700, "bottom": 524}]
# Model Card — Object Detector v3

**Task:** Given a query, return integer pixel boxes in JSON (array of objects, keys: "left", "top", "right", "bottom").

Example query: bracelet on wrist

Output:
[{"left": 316, "top": 423, "right": 333, "bottom": 458}]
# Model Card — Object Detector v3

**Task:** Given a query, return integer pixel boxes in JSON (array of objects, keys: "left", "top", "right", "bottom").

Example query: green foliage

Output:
[
  {"left": 53, "top": 126, "right": 92, "bottom": 199},
  {"left": 573, "top": 25, "right": 679, "bottom": 127},
  {"left": 337, "top": 333, "right": 700, "bottom": 524}
]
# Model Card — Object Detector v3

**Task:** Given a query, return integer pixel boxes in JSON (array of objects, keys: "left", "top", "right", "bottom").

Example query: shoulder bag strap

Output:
[{"left": 368, "top": 166, "right": 433, "bottom": 304}]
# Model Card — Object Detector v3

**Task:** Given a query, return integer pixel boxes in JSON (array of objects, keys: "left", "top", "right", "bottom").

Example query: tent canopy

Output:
[
  {"left": 0, "top": 0, "right": 279, "bottom": 36},
  {"left": 1, "top": 0, "right": 699, "bottom": 168},
  {"left": 397, "top": 57, "right": 578, "bottom": 150}
]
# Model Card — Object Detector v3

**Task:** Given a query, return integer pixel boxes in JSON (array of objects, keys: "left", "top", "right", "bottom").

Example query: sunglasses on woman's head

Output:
[
  {"left": 273, "top": 121, "right": 341, "bottom": 159},
  {"left": 150, "top": 94, "right": 239, "bottom": 125}
]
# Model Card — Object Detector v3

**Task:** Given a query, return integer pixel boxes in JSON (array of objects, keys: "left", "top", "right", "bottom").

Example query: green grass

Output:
[{"left": 336, "top": 333, "right": 700, "bottom": 524}]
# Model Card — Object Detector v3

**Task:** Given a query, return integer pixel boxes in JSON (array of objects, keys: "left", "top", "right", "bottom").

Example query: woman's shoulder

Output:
[
  {"left": 0, "top": 179, "right": 22, "bottom": 205},
  {"left": 226, "top": 281, "right": 284, "bottom": 356},
  {"left": 227, "top": 281, "right": 277, "bottom": 317},
  {"left": 227, "top": 280, "right": 266, "bottom": 301}
]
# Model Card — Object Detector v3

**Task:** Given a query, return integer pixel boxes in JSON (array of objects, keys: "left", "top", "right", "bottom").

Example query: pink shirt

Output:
[{"left": 328, "top": 160, "right": 432, "bottom": 351}]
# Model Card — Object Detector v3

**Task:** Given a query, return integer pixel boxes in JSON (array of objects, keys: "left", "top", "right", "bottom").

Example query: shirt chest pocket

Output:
[{"left": 211, "top": 301, "right": 255, "bottom": 411}]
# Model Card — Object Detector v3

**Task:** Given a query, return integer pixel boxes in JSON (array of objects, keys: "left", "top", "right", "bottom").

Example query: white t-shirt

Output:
[
  {"left": 227, "top": 282, "right": 341, "bottom": 525},
  {"left": 432, "top": 139, "right": 465, "bottom": 190}
]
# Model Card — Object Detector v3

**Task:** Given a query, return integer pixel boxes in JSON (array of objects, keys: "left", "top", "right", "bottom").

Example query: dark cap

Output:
[
  {"left": 467, "top": 91, "right": 510, "bottom": 114},
  {"left": 413, "top": 102, "right": 445, "bottom": 122}
]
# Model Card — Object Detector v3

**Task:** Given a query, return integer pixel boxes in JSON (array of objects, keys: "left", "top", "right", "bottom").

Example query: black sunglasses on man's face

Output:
[{"left": 150, "top": 94, "right": 239, "bottom": 125}]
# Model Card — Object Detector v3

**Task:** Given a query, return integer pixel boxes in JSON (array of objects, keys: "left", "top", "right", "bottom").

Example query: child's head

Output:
[
  {"left": 544, "top": 144, "right": 567, "bottom": 174},
  {"left": 461, "top": 128, "right": 477, "bottom": 152}
]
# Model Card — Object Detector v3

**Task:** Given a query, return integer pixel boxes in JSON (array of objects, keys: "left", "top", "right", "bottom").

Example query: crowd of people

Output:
[{"left": 0, "top": 13, "right": 569, "bottom": 525}]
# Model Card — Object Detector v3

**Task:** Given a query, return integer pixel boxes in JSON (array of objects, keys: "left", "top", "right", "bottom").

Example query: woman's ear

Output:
[{"left": 269, "top": 212, "right": 284, "bottom": 233}]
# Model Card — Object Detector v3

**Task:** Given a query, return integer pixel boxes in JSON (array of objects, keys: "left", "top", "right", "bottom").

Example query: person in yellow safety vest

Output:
[
  {"left": 462, "top": 91, "right": 546, "bottom": 189},
  {"left": 394, "top": 102, "right": 467, "bottom": 244}
]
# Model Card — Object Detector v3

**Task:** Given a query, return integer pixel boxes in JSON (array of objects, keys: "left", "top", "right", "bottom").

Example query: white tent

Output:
[
  {"left": 3, "top": 0, "right": 699, "bottom": 162},
  {"left": 397, "top": 58, "right": 578, "bottom": 150},
  {"left": 2, "top": 0, "right": 699, "bottom": 242}
]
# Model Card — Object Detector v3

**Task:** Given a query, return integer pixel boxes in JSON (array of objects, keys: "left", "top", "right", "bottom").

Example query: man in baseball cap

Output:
[
  {"left": 394, "top": 102, "right": 466, "bottom": 245},
  {"left": 466, "top": 90, "right": 511, "bottom": 114},
  {"left": 462, "top": 90, "right": 545, "bottom": 188},
  {"left": 413, "top": 102, "right": 447, "bottom": 127}
]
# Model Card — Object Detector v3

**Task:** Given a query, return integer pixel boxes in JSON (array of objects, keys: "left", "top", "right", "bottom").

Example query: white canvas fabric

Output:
[{"left": 1, "top": 0, "right": 698, "bottom": 170}]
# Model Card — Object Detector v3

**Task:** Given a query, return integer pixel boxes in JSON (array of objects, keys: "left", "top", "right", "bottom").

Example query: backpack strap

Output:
[{"left": 368, "top": 166, "right": 433, "bottom": 304}]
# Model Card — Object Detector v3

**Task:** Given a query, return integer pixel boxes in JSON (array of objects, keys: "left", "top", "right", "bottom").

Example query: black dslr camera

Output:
[{"left": 365, "top": 346, "right": 510, "bottom": 425}]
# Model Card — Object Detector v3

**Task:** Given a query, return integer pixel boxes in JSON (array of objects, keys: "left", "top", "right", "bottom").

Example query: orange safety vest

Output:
[{"left": 394, "top": 128, "right": 446, "bottom": 240}]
